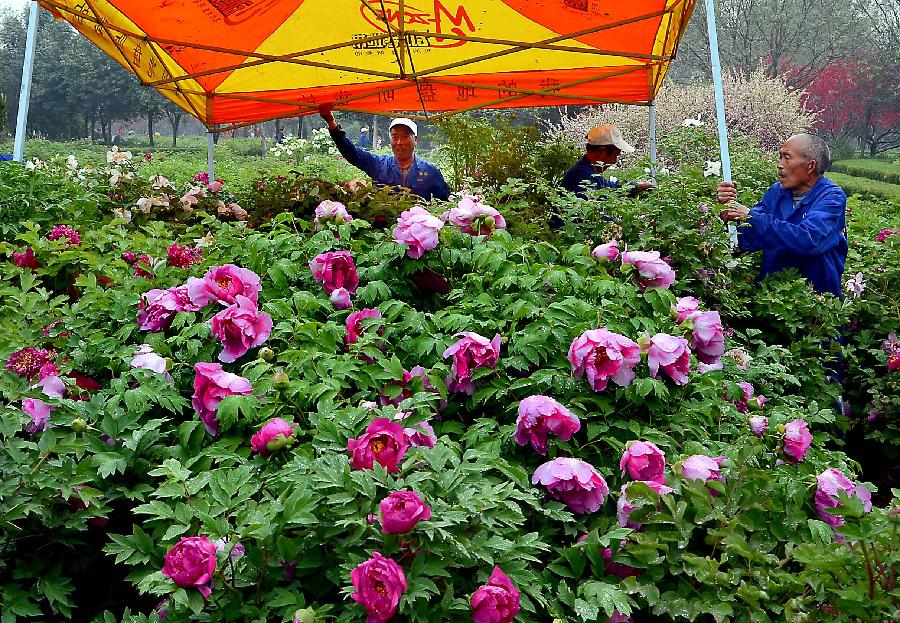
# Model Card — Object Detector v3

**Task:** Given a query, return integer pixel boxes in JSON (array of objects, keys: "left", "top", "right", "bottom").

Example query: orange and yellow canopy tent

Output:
[{"left": 36, "top": 0, "right": 697, "bottom": 130}]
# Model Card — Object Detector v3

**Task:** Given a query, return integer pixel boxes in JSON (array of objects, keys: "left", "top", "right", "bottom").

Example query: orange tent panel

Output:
[{"left": 38, "top": 0, "right": 697, "bottom": 129}]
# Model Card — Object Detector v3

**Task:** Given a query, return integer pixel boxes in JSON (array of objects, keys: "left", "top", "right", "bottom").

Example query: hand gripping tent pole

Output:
[
  {"left": 703, "top": 0, "right": 737, "bottom": 243},
  {"left": 13, "top": 1, "right": 40, "bottom": 162}
]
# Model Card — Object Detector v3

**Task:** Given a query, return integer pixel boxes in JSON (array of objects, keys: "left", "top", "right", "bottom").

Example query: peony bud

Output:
[
  {"left": 483, "top": 215, "right": 495, "bottom": 228},
  {"left": 266, "top": 435, "right": 289, "bottom": 453},
  {"left": 71, "top": 418, "right": 87, "bottom": 433},
  {"left": 749, "top": 395, "right": 766, "bottom": 411},
  {"left": 273, "top": 370, "right": 290, "bottom": 391},
  {"left": 164, "top": 357, "right": 174, "bottom": 371},
  {"left": 636, "top": 331, "right": 651, "bottom": 355},
  {"left": 259, "top": 347, "right": 275, "bottom": 362},
  {"left": 293, "top": 609, "right": 316, "bottom": 623}
]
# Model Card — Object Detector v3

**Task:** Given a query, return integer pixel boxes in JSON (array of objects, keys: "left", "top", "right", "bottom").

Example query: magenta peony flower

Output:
[
  {"left": 348, "top": 418, "right": 410, "bottom": 474},
  {"left": 191, "top": 362, "right": 253, "bottom": 436},
  {"left": 250, "top": 418, "right": 295, "bottom": 457},
  {"left": 443, "top": 332, "right": 502, "bottom": 394},
  {"left": 346, "top": 308, "right": 382, "bottom": 345},
  {"left": 193, "top": 171, "right": 210, "bottom": 184},
  {"left": 889, "top": 355, "right": 900, "bottom": 372},
  {"left": 620, "top": 250, "right": 675, "bottom": 290},
  {"left": 815, "top": 468, "right": 873, "bottom": 528},
  {"left": 379, "top": 365, "right": 439, "bottom": 407},
  {"left": 875, "top": 229, "right": 897, "bottom": 243},
  {"left": 48, "top": 224, "right": 81, "bottom": 245},
  {"left": 210, "top": 295, "right": 273, "bottom": 363},
  {"left": 379, "top": 490, "right": 431, "bottom": 534},
  {"left": 6, "top": 346, "right": 55, "bottom": 378},
  {"left": 471, "top": 567, "right": 520, "bottom": 623},
  {"left": 330, "top": 287, "right": 353, "bottom": 309},
  {"left": 591, "top": 240, "right": 620, "bottom": 262},
  {"left": 647, "top": 333, "right": 691, "bottom": 385},
  {"left": 725, "top": 381, "right": 756, "bottom": 413},
  {"left": 515, "top": 395, "right": 581, "bottom": 455},
  {"left": 393, "top": 206, "right": 444, "bottom": 259},
  {"left": 602, "top": 547, "right": 641, "bottom": 580},
  {"left": 403, "top": 419, "right": 438, "bottom": 448},
  {"left": 314, "top": 200, "right": 352, "bottom": 230},
  {"left": 568, "top": 328, "right": 641, "bottom": 392},
  {"left": 616, "top": 480, "right": 674, "bottom": 529},
  {"left": 309, "top": 250, "right": 360, "bottom": 295},
  {"left": 187, "top": 264, "right": 262, "bottom": 307},
  {"left": 161, "top": 536, "right": 217, "bottom": 597},
  {"left": 690, "top": 311, "right": 724, "bottom": 365},
  {"left": 22, "top": 397, "right": 56, "bottom": 434},
  {"left": 136, "top": 289, "right": 180, "bottom": 332},
  {"left": 619, "top": 440, "right": 666, "bottom": 484},
  {"left": 532, "top": 457, "right": 609, "bottom": 514},
  {"left": 131, "top": 344, "right": 172, "bottom": 380},
  {"left": 443, "top": 195, "right": 507, "bottom": 237},
  {"left": 748, "top": 416, "right": 768, "bottom": 436},
  {"left": 672, "top": 296, "right": 700, "bottom": 324},
  {"left": 12, "top": 247, "right": 41, "bottom": 269},
  {"left": 350, "top": 552, "right": 407, "bottom": 623},
  {"left": 783, "top": 418, "right": 813, "bottom": 463},
  {"left": 166, "top": 244, "right": 203, "bottom": 268},
  {"left": 679, "top": 454, "right": 726, "bottom": 483}
]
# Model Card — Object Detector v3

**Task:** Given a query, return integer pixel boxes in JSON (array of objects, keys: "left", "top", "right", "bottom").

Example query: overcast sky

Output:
[{"left": 0, "top": 0, "right": 29, "bottom": 13}]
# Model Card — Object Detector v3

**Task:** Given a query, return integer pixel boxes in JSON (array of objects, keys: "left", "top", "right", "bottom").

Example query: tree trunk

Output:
[{"left": 148, "top": 114, "right": 155, "bottom": 147}]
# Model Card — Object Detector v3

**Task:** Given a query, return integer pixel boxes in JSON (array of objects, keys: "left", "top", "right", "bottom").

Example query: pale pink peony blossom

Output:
[
  {"left": 515, "top": 395, "right": 581, "bottom": 455},
  {"left": 191, "top": 362, "right": 253, "bottom": 436},
  {"left": 616, "top": 480, "right": 674, "bottom": 529},
  {"left": 350, "top": 552, "right": 407, "bottom": 623},
  {"left": 308, "top": 250, "right": 359, "bottom": 295},
  {"left": 393, "top": 206, "right": 445, "bottom": 258},
  {"left": 131, "top": 344, "right": 172, "bottom": 380},
  {"left": 672, "top": 296, "right": 700, "bottom": 324},
  {"left": 22, "top": 397, "right": 56, "bottom": 434},
  {"left": 748, "top": 416, "right": 768, "bottom": 436},
  {"left": 314, "top": 200, "right": 352, "bottom": 230},
  {"left": 690, "top": 311, "right": 725, "bottom": 367},
  {"left": 443, "top": 332, "right": 502, "bottom": 394},
  {"left": 815, "top": 468, "right": 873, "bottom": 528},
  {"left": 620, "top": 250, "right": 676, "bottom": 290},
  {"left": 782, "top": 418, "right": 813, "bottom": 463},
  {"left": 679, "top": 454, "right": 726, "bottom": 483},
  {"left": 647, "top": 333, "right": 691, "bottom": 385},
  {"left": 330, "top": 287, "right": 352, "bottom": 309},
  {"left": 619, "top": 440, "right": 666, "bottom": 484},
  {"left": 210, "top": 295, "right": 273, "bottom": 363},
  {"left": 471, "top": 567, "right": 520, "bottom": 623},
  {"left": 591, "top": 240, "right": 620, "bottom": 261},
  {"left": 532, "top": 457, "right": 609, "bottom": 514},
  {"left": 187, "top": 264, "right": 262, "bottom": 308},
  {"left": 170, "top": 284, "right": 203, "bottom": 312},
  {"left": 443, "top": 195, "right": 507, "bottom": 236},
  {"left": 568, "top": 328, "right": 641, "bottom": 392}
]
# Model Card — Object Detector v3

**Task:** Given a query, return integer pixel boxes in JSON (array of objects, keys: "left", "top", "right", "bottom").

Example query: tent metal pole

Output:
[
  {"left": 648, "top": 100, "right": 658, "bottom": 179},
  {"left": 207, "top": 130, "right": 215, "bottom": 182},
  {"left": 13, "top": 1, "right": 40, "bottom": 162},
  {"left": 704, "top": 0, "right": 736, "bottom": 243}
]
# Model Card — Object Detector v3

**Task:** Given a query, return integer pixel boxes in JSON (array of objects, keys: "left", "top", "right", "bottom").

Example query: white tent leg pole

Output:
[
  {"left": 648, "top": 100, "right": 658, "bottom": 181},
  {"left": 207, "top": 130, "right": 215, "bottom": 181},
  {"left": 13, "top": 1, "right": 40, "bottom": 162},
  {"left": 704, "top": 0, "right": 737, "bottom": 244}
]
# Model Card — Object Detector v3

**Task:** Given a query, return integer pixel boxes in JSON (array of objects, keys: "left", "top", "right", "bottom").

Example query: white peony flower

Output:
[{"left": 703, "top": 160, "right": 722, "bottom": 178}]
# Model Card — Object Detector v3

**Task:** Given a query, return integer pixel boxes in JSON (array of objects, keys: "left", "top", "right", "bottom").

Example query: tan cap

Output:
[
  {"left": 389, "top": 117, "right": 418, "bottom": 136},
  {"left": 587, "top": 124, "right": 635, "bottom": 153}
]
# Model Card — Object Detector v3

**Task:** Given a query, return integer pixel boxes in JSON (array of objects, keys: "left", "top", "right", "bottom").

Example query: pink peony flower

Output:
[
  {"left": 403, "top": 419, "right": 438, "bottom": 448},
  {"left": 309, "top": 251, "right": 360, "bottom": 295},
  {"left": 889, "top": 355, "right": 900, "bottom": 372},
  {"left": 13, "top": 247, "right": 41, "bottom": 269},
  {"left": 131, "top": 344, "right": 172, "bottom": 380},
  {"left": 515, "top": 395, "right": 581, "bottom": 455},
  {"left": 314, "top": 200, "right": 352, "bottom": 230},
  {"left": 6, "top": 347, "right": 55, "bottom": 378},
  {"left": 191, "top": 362, "right": 253, "bottom": 436},
  {"left": 207, "top": 179, "right": 224, "bottom": 193},
  {"left": 679, "top": 454, "right": 726, "bottom": 483},
  {"left": 591, "top": 240, "right": 620, "bottom": 262},
  {"left": 137, "top": 288, "right": 179, "bottom": 332},
  {"left": 726, "top": 381, "right": 756, "bottom": 413},
  {"left": 379, "top": 490, "right": 431, "bottom": 534},
  {"left": 348, "top": 418, "right": 410, "bottom": 473},
  {"left": 22, "top": 397, "right": 55, "bottom": 434},
  {"left": 48, "top": 225, "right": 81, "bottom": 245},
  {"left": 443, "top": 332, "right": 502, "bottom": 394},
  {"left": 619, "top": 440, "right": 666, "bottom": 484},
  {"left": 346, "top": 308, "right": 382, "bottom": 346},
  {"left": 620, "top": 250, "right": 675, "bottom": 290},
  {"left": 379, "top": 365, "right": 438, "bottom": 407},
  {"left": 647, "top": 333, "right": 691, "bottom": 385},
  {"left": 748, "top": 416, "right": 768, "bottom": 436},
  {"left": 133, "top": 254, "right": 154, "bottom": 278},
  {"left": 690, "top": 311, "right": 724, "bottom": 366},
  {"left": 393, "top": 206, "right": 444, "bottom": 259},
  {"left": 187, "top": 264, "right": 262, "bottom": 307},
  {"left": 443, "top": 195, "right": 507, "bottom": 236},
  {"left": 672, "top": 296, "right": 700, "bottom": 324},
  {"left": 350, "top": 552, "right": 407, "bottom": 623},
  {"left": 532, "top": 457, "right": 609, "bottom": 514},
  {"left": 36, "top": 372, "right": 66, "bottom": 398},
  {"left": 161, "top": 536, "right": 217, "bottom": 597},
  {"left": 166, "top": 244, "right": 203, "bottom": 268},
  {"left": 471, "top": 567, "right": 520, "bottom": 623},
  {"left": 470, "top": 567, "right": 520, "bottom": 623},
  {"left": 170, "top": 284, "right": 203, "bottom": 312},
  {"left": 602, "top": 547, "right": 641, "bottom": 580},
  {"left": 783, "top": 418, "right": 813, "bottom": 463},
  {"left": 330, "top": 287, "right": 353, "bottom": 309},
  {"left": 875, "top": 229, "right": 897, "bottom": 243},
  {"left": 250, "top": 418, "right": 296, "bottom": 457},
  {"left": 193, "top": 172, "right": 210, "bottom": 184},
  {"left": 568, "top": 328, "right": 641, "bottom": 392},
  {"left": 616, "top": 480, "right": 674, "bottom": 529},
  {"left": 815, "top": 468, "right": 873, "bottom": 528},
  {"left": 210, "top": 295, "right": 273, "bottom": 363}
]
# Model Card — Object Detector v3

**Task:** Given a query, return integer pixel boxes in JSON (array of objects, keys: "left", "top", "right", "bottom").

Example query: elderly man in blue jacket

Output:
[
  {"left": 717, "top": 133, "right": 847, "bottom": 297},
  {"left": 319, "top": 104, "right": 450, "bottom": 201}
]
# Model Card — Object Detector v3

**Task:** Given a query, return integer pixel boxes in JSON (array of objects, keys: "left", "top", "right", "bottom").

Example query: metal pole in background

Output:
[
  {"left": 648, "top": 100, "right": 658, "bottom": 180},
  {"left": 13, "top": 1, "right": 40, "bottom": 162},
  {"left": 207, "top": 129, "right": 215, "bottom": 181},
  {"left": 704, "top": 0, "right": 737, "bottom": 243}
]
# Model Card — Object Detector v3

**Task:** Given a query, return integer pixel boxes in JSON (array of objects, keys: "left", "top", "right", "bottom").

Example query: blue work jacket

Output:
[
  {"left": 329, "top": 128, "right": 450, "bottom": 201},
  {"left": 561, "top": 156, "right": 621, "bottom": 198},
  {"left": 738, "top": 176, "right": 847, "bottom": 296}
]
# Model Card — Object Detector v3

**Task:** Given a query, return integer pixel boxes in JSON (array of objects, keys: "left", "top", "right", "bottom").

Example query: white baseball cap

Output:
[
  {"left": 587, "top": 124, "right": 635, "bottom": 153},
  {"left": 360, "top": 126, "right": 369, "bottom": 132},
  {"left": 389, "top": 117, "right": 418, "bottom": 136}
]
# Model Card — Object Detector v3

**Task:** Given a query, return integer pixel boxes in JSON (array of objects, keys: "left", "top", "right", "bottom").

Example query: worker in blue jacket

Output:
[
  {"left": 319, "top": 104, "right": 450, "bottom": 201},
  {"left": 717, "top": 133, "right": 847, "bottom": 297}
]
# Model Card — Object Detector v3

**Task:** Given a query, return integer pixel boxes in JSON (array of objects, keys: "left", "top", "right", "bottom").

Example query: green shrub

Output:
[
  {"left": 831, "top": 159, "right": 900, "bottom": 185},
  {"left": 828, "top": 172, "right": 900, "bottom": 202}
]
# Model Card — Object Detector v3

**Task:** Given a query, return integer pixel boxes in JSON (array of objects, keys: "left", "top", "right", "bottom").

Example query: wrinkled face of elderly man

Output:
[{"left": 778, "top": 135, "right": 827, "bottom": 192}]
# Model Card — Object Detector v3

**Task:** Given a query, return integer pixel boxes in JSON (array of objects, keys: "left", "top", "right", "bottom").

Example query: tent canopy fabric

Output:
[{"left": 38, "top": 0, "right": 696, "bottom": 130}]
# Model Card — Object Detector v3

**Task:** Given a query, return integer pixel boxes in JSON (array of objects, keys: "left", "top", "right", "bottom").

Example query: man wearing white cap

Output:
[
  {"left": 319, "top": 104, "right": 450, "bottom": 201},
  {"left": 562, "top": 124, "right": 653, "bottom": 199}
]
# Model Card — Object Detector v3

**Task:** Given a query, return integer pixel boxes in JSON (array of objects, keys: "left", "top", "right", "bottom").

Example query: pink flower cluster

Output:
[
  {"left": 568, "top": 328, "right": 640, "bottom": 392},
  {"left": 392, "top": 206, "right": 444, "bottom": 258},
  {"left": 532, "top": 457, "right": 609, "bottom": 514},
  {"left": 875, "top": 229, "right": 897, "bottom": 243},
  {"left": 443, "top": 195, "right": 507, "bottom": 236},
  {"left": 166, "top": 244, "right": 204, "bottom": 268},
  {"left": 815, "top": 468, "right": 872, "bottom": 528},
  {"left": 443, "top": 332, "right": 502, "bottom": 394},
  {"left": 515, "top": 395, "right": 580, "bottom": 455},
  {"left": 620, "top": 250, "right": 675, "bottom": 290},
  {"left": 48, "top": 225, "right": 81, "bottom": 245},
  {"left": 192, "top": 362, "right": 253, "bottom": 436},
  {"left": 12, "top": 247, "right": 41, "bottom": 269}
]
